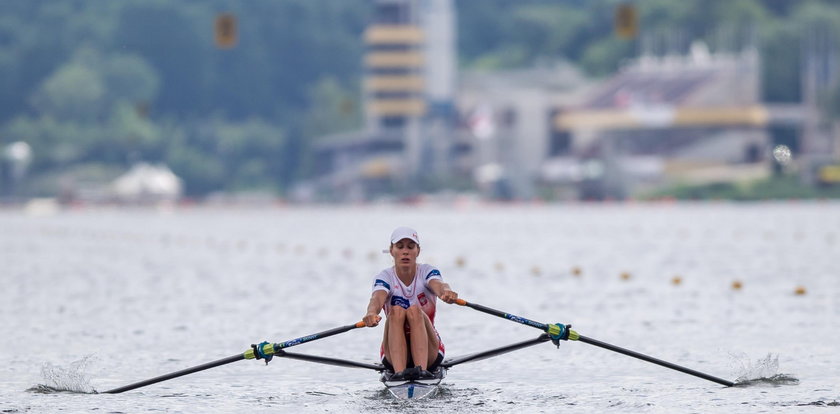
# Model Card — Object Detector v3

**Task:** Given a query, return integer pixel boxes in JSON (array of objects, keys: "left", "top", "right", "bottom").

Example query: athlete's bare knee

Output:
[
  {"left": 406, "top": 305, "right": 423, "bottom": 318},
  {"left": 389, "top": 306, "right": 407, "bottom": 321}
]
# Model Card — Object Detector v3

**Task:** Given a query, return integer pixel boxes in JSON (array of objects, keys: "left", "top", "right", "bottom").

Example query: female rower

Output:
[{"left": 362, "top": 226, "right": 458, "bottom": 381}]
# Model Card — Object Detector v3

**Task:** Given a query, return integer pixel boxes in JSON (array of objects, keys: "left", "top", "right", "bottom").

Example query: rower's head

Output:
[{"left": 389, "top": 226, "right": 420, "bottom": 264}]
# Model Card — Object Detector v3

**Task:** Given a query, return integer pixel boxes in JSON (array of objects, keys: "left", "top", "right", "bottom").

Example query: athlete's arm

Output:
[
  {"left": 363, "top": 290, "right": 387, "bottom": 327},
  {"left": 428, "top": 279, "right": 458, "bottom": 304}
]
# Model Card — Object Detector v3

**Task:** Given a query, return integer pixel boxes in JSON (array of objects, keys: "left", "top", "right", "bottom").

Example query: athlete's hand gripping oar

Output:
[
  {"left": 454, "top": 299, "right": 734, "bottom": 387},
  {"left": 103, "top": 320, "right": 375, "bottom": 394}
]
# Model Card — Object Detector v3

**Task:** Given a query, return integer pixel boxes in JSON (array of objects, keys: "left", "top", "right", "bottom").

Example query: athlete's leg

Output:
[
  {"left": 420, "top": 309, "right": 440, "bottom": 368},
  {"left": 383, "top": 306, "right": 408, "bottom": 372},
  {"left": 405, "top": 305, "right": 432, "bottom": 370}
]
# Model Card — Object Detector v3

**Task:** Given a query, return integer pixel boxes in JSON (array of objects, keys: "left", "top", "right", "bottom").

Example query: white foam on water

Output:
[
  {"left": 29, "top": 356, "right": 97, "bottom": 394},
  {"left": 730, "top": 353, "right": 799, "bottom": 386}
]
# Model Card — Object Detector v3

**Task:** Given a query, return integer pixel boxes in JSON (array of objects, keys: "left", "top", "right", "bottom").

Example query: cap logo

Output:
[{"left": 390, "top": 226, "right": 420, "bottom": 245}]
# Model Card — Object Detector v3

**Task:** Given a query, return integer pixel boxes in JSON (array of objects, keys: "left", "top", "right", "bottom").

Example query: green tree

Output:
[
  {"left": 102, "top": 53, "right": 160, "bottom": 105},
  {"left": 30, "top": 60, "right": 105, "bottom": 122}
]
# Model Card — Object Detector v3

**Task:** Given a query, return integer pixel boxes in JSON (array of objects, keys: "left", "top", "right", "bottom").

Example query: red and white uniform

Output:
[{"left": 373, "top": 263, "right": 445, "bottom": 357}]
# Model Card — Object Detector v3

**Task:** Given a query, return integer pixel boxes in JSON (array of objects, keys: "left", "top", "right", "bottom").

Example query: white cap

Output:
[{"left": 390, "top": 226, "right": 419, "bottom": 245}]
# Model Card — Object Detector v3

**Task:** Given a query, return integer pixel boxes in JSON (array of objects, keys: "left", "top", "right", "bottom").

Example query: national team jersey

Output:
[
  {"left": 372, "top": 263, "right": 445, "bottom": 358},
  {"left": 372, "top": 263, "right": 443, "bottom": 323}
]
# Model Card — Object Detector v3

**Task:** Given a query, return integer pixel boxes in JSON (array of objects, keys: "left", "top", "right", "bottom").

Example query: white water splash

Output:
[
  {"left": 30, "top": 356, "right": 97, "bottom": 394},
  {"left": 730, "top": 353, "right": 798, "bottom": 386}
]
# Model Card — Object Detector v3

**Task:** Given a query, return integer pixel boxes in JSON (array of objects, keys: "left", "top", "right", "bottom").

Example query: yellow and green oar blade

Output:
[
  {"left": 103, "top": 321, "right": 367, "bottom": 394},
  {"left": 453, "top": 299, "right": 734, "bottom": 387}
]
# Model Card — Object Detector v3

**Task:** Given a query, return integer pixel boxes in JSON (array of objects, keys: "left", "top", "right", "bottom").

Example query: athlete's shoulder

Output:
[
  {"left": 419, "top": 263, "right": 442, "bottom": 281},
  {"left": 374, "top": 267, "right": 395, "bottom": 278},
  {"left": 372, "top": 267, "right": 395, "bottom": 291}
]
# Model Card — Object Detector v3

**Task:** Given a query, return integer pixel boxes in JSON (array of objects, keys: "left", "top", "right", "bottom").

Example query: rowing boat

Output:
[
  {"left": 102, "top": 298, "right": 734, "bottom": 398},
  {"left": 273, "top": 334, "right": 553, "bottom": 400},
  {"left": 381, "top": 368, "right": 446, "bottom": 400}
]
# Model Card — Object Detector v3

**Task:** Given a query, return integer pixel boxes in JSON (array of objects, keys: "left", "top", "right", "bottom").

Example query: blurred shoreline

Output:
[{"left": 4, "top": 191, "right": 840, "bottom": 218}]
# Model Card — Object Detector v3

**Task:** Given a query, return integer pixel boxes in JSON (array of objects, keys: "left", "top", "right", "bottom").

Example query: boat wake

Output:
[
  {"left": 730, "top": 353, "right": 799, "bottom": 387},
  {"left": 794, "top": 400, "right": 840, "bottom": 407},
  {"left": 26, "top": 356, "right": 98, "bottom": 394},
  {"left": 735, "top": 373, "right": 800, "bottom": 387}
]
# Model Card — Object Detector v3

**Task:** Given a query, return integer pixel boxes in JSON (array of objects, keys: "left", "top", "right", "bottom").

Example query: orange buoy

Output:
[
  {"left": 531, "top": 266, "right": 542, "bottom": 276},
  {"left": 794, "top": 286, "right": 807, "bottom": 296},
  {"left": 620, "top": 271, "right": 631, "bottom": 281},
  {"left": 731, "top": 280, "right": 743, "bottom": 290},
  {"left": 571, "top": 266, "right": 582, "bottom": 276},
  {"left": 671, "top": 276, "right": 682, "bottom": 286}
]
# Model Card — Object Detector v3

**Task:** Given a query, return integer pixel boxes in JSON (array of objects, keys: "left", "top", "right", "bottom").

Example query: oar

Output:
[
  {"left": 454, "top": 299, "right": 734, "bottom": 387},
  {"left": 103, "top": 321, "right": 369, "bottom": 394}
]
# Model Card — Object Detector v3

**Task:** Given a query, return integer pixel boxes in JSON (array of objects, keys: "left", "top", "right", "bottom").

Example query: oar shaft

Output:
[
  {"left": 103, "top": 354, "right": 245, "bottom": 394},
  {"left": 106, "top": 321, "right": 368, "bottom": 394},
  {"left": 455, "top": 298, "right": 734, "bottom": 387},
  {"left": 456, "top": 299, "right": 548, "bottom": 331},
  {"left": 275, "top": 350, "right": 384, "bottom": 371},
  {"left": 249, "top": 322, "right": 367, "bottom": 359},
  {"left": 578, "top": 335, "right": 734, "bottom": 387},
  {"left": 442, "top": 334, "right": 551, "bottom": 368},
  {"left": 273, "top": 322, "right": 366, "bottom": 350}
]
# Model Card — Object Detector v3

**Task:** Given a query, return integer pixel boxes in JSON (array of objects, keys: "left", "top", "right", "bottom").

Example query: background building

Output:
[
  {"left": 546, "top": 43, "right": 770, "bottom": 199},
  {"left": 309, "top": 2, "right": 835, "bottom": 202},
  {"left": 312, "top": 0, "right": 457, "bottom": 201}
]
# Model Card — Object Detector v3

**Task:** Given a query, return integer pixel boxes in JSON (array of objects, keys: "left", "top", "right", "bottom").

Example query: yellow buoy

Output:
[
  {"left": 731, "top": 280, "right": 743, "bottom": 290},
  {"left": 455, "top": 256, "right": 466, "bottom": 268},
  {"left": 620, "top": 271, "right": 631, "bottom": 281},
  {"left": 494, "top": 262, "right": 505, "bottom": 272},
  {"left": 794, "top": 286, "right": 807, "bottom": 296},
  {"left": 571, "top": 266, "right": 582, "bottom": 277}
]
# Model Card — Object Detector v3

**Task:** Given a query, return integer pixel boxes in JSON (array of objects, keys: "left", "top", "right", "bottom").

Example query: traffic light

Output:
[
  {"left": 615, "top": 3, "right": 637, "bottom": 39},
  {"left": 215, "top": 13, "right": 237, "bottom": 49}
]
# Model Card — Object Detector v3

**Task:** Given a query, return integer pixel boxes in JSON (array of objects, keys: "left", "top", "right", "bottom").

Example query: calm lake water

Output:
[{"left": 1, "top": 202, "right": 839, "bottom": 412}]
